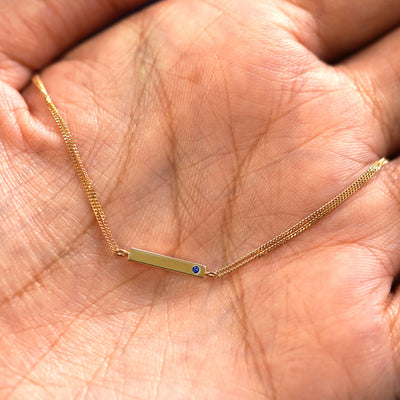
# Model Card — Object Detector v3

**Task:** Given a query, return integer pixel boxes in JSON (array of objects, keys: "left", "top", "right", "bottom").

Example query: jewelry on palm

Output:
[{"left": 32, "top": 75, "right": 388, "bottom": 279}]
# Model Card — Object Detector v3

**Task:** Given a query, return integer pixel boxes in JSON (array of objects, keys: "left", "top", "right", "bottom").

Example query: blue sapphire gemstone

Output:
[{"left": 192, "top": 265, "right": 200, "bottom": 274}]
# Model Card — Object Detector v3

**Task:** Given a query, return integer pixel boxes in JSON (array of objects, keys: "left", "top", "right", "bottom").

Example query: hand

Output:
[{"left": 1, "top": 0, "right": 400, "bottom": 398}]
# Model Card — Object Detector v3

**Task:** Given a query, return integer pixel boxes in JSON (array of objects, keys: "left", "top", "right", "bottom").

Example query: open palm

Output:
[{"left": 1, "top": 0, "right": 400, "bottom": 398}]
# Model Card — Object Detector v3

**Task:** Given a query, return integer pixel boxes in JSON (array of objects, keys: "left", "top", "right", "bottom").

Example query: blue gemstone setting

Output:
[{"left": 192, "top": 265, "right": 200, "bottom": 275}]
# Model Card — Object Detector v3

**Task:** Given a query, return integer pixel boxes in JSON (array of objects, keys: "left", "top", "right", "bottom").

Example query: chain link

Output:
[
  {"left": 33, "top": 75, "right": 127, "bottom": 257},
  {"left": 207, "top": 157, "right": 388, "bottom": 278}
]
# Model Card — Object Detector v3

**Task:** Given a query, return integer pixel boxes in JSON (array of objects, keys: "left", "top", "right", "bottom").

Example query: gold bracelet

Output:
[{"left": 32, "top": 75, "right": 388, "bottom": 279}]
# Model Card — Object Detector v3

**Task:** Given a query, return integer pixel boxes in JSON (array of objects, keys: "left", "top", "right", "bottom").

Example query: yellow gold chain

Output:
[
  {"left": 33, "top": 75, "right": 388, "bottom": 279},
  {"left": 207, "top": 157, "right": 388, "bottom": 278},
  {"left": 33, "top": 75, "right": 127, "bottom": 257}
]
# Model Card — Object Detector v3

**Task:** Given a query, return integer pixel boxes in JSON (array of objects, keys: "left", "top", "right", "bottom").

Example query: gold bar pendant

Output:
[{"left": 128, "top": 248, "right": 206, "bottom": 278}]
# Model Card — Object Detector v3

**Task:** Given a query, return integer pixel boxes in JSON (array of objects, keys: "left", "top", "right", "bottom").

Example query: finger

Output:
[
  {"left": 285, "top": 0, "right": 400, "bottom": 61},
  {"left": 0, "top": 0, "right": 156, "bottom": 89},
  {"left": 337, "top": 28, "right": 400, "bottom": 157}
]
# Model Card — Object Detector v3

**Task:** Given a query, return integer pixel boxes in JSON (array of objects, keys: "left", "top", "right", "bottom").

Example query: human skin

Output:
[{"left": 1, "top": 0, "right": 400, "bottom": 398}]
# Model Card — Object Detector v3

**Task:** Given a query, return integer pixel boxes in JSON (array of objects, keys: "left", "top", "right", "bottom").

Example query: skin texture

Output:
[{"left": 1, "top": 0, "right": 400, "bottom": 398}]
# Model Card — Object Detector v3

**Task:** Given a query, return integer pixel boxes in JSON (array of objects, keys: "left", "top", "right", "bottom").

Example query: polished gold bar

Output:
[{"left": 128, "top": 248, "right": 206, "bottom": 278}]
